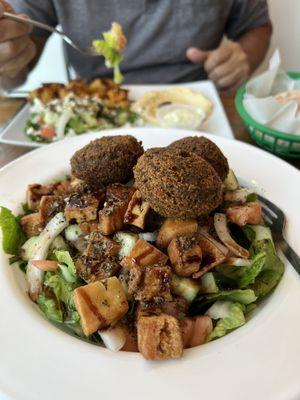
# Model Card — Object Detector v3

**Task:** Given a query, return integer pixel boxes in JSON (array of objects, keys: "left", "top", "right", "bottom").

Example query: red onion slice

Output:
[{"left": 214, "top": 213, "right": 249, "bottom": 259}]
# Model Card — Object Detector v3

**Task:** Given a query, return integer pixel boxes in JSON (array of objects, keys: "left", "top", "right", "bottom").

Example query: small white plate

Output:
[
  {"left": 0, "top": 128, "right": 299, "bottom": 400},
  {"left": 0, "top": 81, "right": 233, "bottom": 148}
]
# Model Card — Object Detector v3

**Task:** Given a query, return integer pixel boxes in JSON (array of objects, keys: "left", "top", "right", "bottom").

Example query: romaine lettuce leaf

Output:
[
  {"left": 37, "top": 293, "right": 63, "bottom": 323},
  {"left": 249, "top": 239, "right": 284, "bottom": 298},
  {"left": 0, "top": 206, "right": 26, "bottom": 255},
  {"left": 206, "top": 302, "right": 245, "bottom": 342},
  {"left": 238, "top": 252, "right": 266, "bottom": 288},
  {"left": 190, "top": 288, "right": 256, "bottom": 316},
  {"left": 44, "top": 272, "right": 77, "bottom": 309},
  {"left": 92, "top": 23, "right": 126, "bottom": 84},
  {"left": 54, "top": 250, "right": 77, "bottom": 283},
  {"left": 215, "top": 238, "right": 284, "bottom": 298},
  {"left": 202, "top": 289, "right": 257, "bottom": 305}
]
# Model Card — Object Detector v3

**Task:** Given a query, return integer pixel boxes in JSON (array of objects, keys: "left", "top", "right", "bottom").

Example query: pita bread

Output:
[
  {"left": 275, "top": 90, "right": 300, "bottom": 111},
  {"left": 132, "top": 87, "right": 213, "bottom": 124}
]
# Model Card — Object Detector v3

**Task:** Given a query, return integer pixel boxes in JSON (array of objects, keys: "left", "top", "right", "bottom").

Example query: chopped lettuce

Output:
[
  {"left": 38, "top": 250, "right": 82, "bottom": 330},
  {"left": 190, "top": 288, "right": 256, "bottom": 316},
  {"left": 238, "top": 252, "right": 266, "bottom": 289},
  {"left": 92, "top": 22, "right": 127, "bottom": 84},
  {"left": 44, "top": 272, "right": 77, "bottom": 309},
  {"left": 0, "top": 206, "right": 26, "bottom": 255},
  {"left": 206, "top": 302, "right": 245, "bottom": 342},
  {"left": 37, "top": 293, "right": 63, "bottom": 323},
  {"left": 67, "top": 116, "right": 87, "bottom": 134},
  {"left": 246, "top": 193, "right": 258, "bottom": 203},
  {"left": 202, "top": 289, "right": 257, "bottom": 305},
  {"left": 249, "top": 239, "right": 284, "bottom": 297},
  {"left": 54, "top": 250, "right": 77, "bottom": 283},
  {"left": 214, "top": 237, "right": 284, "bottom": 299},
  {"left": 216, "top": 253, "right": 266, "bottom": 289}
]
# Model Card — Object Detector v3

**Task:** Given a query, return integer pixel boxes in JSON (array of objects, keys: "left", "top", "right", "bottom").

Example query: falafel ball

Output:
[
  {"left": 71, "top": 135, "right": 143, "bottom": 187},
  {"left": 168, "top": 136, "right": 229, "bottom": 181},
  {"left": 134, "top": 147, "right": 223, "bottom": 219}
]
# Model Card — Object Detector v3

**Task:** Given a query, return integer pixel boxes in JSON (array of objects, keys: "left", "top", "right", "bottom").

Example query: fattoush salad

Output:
[{"left": 0, "top": 135, "right": 284, "bottom": 360}]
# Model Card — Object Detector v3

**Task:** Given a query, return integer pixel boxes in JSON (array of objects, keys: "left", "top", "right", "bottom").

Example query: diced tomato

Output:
[
  {"left": 180, "top": 316, "right": 213, "bottom": 348},
  {"left": 31, "top": 260, "right": 59, "bottom": 271},
  {"left": 40, "top": 125, "right": 56, "bottom": 140},
  {"left": 226, "top": 202, "right": 262, "bottom": 226}
]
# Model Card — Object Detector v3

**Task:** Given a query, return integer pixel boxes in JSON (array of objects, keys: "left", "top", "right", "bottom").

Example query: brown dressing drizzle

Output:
[
  {"left": 185, "top": 255, "right": 202, "bottom": 264},
  {"left": 124, "top": 196, "right": 143, "bottom": 224},
  {"left": 134, "top": 247, "right": 154, "bottom": 265}
]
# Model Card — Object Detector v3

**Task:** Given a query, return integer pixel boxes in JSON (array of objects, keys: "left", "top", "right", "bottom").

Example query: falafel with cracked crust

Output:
[
  {"left": 168, "top": 136, "right": 229, "bottom": 181},
  {"left": 71, "top": 135, "right": 143, "bottom": 187},
  {"left": 134, "top": 147, "right": 223, "bottom": 219}
]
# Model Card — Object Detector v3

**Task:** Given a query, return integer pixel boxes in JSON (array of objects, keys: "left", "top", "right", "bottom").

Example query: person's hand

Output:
[
  {"left": 186, "top": 41, "right": 251, "bottom": 91},
  {"left": 0, "top": 0, "right": 36, "bottom": 79}
]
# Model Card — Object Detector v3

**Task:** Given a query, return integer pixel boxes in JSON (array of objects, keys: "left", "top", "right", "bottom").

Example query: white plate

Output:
[
  {"left": 0, "top": 128, "right": 300, "bottom": 400},
  {"left": 0, "top": 81, "right": 233, "bottom": 148}
]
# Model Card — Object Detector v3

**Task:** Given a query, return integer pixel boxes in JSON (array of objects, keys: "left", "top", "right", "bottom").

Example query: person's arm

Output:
[
  {"left": 0, "top": 33, "right": 46, "bottom": 91},
  {"left": 0, "top": 2, "right": 47, "bottom": 90},
  {"left": 0, "top": 0, "right": 56, "bottom": 90},
  {"left": 187, "top": 0, "right": 272, "bottom": 91},
  {"left": 186, "top": 24, "right": 271, "bottom": 91},
  {"left": 238, "top": 24, "right": 272, "bottom": 72}
]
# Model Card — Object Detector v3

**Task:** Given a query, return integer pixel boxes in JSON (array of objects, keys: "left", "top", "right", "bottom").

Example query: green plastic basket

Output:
[{"left": 235, "top": 72, "right": 300, "bottom": 159}]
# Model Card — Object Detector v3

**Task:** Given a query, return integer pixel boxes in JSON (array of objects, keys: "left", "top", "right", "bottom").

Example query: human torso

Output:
[{"left": 54, "top": 0, "right": 233, "bottom": 83}]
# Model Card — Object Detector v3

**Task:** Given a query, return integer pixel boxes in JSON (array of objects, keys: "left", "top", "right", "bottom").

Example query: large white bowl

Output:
[{"left": 0, "top": 128, "right": 300, "bottom": 400}]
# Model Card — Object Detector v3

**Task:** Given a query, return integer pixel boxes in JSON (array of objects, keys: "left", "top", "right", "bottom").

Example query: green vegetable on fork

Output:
[{"left": 92, "top": 22, "right": 127, "bottom": 84}]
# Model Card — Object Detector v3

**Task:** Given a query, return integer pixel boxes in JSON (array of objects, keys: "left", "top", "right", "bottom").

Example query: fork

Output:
[
  {"left": 258, "top": 194, "right": 300, "bottom": 274},
  {"left": 3, "top": 11, "right": 99, "bottom": 56}
]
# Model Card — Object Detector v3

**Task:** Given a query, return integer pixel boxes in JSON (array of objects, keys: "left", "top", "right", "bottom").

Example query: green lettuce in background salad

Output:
[{"left": 93, "top": 22, "right": 127, "bottom": 84}]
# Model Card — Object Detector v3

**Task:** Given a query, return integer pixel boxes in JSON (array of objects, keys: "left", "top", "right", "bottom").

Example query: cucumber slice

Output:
[
  {"left": 200, "top": 272, "right": 219, "bottom": 293},
  {"left": 20, "top": 236, "right": 39, "bottom": 261},
  {"left": 224, "top": 169, "right": 240, "bottom": 191},
  {"left": 251, "top": 225, "right": 274, "bottom": 244},
  {"left": 68, "top": 117, "right": 86, "bottom": 134},
  {"left": 82, "top": 113, "right": 98, "bottom": 128},
  {"left": 64, "top": 225, "right": 83, "bottom": 242},
  {"left": 113, "top": 231, "right": 139, "bottom": 258},
  {"left": 171, "top": 274, "right": 201, "bottom": 303}
]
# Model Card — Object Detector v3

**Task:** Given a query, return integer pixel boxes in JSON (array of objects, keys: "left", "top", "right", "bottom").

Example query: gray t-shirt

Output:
[{"left": 10, "top": 0, "right": 270, "bottom": 84}]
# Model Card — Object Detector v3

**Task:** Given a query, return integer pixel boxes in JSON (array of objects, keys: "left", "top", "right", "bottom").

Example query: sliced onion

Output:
[
  {"left": 214, "top": 213, "right": 249, "bottom": 259},
  {"left": 98, "top": 325, "right": 126, "bottom": 352},
  {"left": 56, "top": 109, "right": 73, "bottom": 139},
  {"left": 139, "top": 231, "right": 157, "bottom": 242},
  {"left": 205, "top": 301, "right": 232, "bottom": 320},
  {"left": 198, "top": 227, "right": 229, "bottom": 256},
  {"left": 27, "top": 212, "right": 69, "bottom": 301},
  {"left": 31, "top": 260, "right": 59, "bottom": 271},
  {"left": 224, "top": 188, "right": 254, "bottom": 203},
  {"left": 226, "top": 257, "right": 252, "bottom": 267},
  {"left": 192, "top": 231, "right": 229, "bottom": 279}
]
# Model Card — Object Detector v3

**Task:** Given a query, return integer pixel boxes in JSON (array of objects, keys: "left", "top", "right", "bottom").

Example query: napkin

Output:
[{"left": 243, "top": 50, "right": 300, "bottom": 135}]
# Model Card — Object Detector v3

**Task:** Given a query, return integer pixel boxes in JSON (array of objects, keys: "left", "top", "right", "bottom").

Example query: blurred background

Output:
[{"left": 15, "top": 0, "right": 300, "bottom": 93}]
